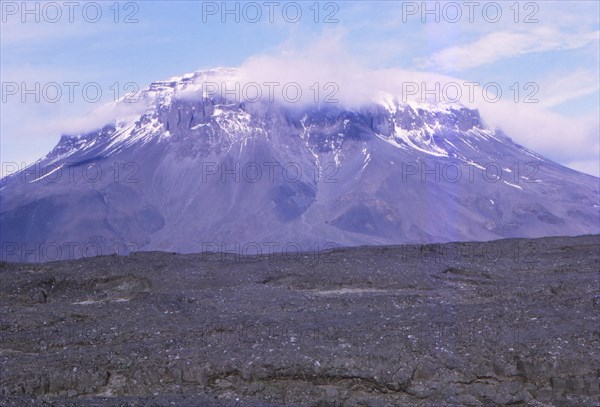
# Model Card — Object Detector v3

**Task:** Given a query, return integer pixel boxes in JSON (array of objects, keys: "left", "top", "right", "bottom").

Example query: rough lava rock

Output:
[{"left": 1, "top": 235, "right": 599, "bottom": 406}]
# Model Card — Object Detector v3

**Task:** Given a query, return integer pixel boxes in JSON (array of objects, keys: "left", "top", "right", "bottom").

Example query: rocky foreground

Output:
[{"left": 1, "top": 235, "right": 599, "bottom": 406}]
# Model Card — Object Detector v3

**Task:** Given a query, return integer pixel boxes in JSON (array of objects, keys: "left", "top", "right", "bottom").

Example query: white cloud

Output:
[
  {"left": 566, "top": 160, "right": 600, "bottom": 178},
  {"left": 233, "top": 34, "right": 599, "bottom": 176},
  {"left": 228, "top": 32, "right": 478, "bottom": 108},
  {"left": 423, "top": 27, "right": 599, "bottom": 72},
  {"left": 537, "top": 69, "right": 600, "bottom": 108},
  {"left": 2, "top": 31, "right": 598, "bottom": 178},
  {"left": 51, "top": 99, "right": 150, "bottom": 135},
  {"left": 477, "top": 100, "right": 599, "bottom": 166}
]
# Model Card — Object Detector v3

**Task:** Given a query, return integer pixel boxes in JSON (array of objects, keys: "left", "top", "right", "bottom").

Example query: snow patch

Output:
[{"left": 503, "top": 180, "right": 523, "bottom": 190}]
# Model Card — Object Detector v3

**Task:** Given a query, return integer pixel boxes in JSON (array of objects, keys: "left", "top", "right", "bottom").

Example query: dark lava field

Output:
[{"left": 1, "top": 235, "right": 599, "bottom": 406}]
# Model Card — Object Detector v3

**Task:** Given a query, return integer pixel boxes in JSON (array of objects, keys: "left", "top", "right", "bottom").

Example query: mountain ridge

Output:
[{"left": 1, "top": 69, "right": 598, "bottom": 261}]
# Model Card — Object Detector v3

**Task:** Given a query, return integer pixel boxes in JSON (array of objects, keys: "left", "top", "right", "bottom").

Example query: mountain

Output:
[{"left": 1, "top": 68, "right": 598, "bottom": 262}]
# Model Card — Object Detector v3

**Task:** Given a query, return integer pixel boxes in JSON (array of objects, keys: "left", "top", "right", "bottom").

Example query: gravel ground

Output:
[{"left": 1, "top": 235, "right": 599, "bottom": 406}]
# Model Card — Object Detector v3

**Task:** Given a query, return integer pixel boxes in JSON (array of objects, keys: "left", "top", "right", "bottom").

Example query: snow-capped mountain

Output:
[{"left": 1, "top": 68, "right": 598, "bottom": 261}]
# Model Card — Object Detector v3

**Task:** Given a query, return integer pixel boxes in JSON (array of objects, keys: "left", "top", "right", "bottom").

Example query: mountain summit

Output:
[{"left": 1, "top": 69, "right": 598, "bottom": 261}]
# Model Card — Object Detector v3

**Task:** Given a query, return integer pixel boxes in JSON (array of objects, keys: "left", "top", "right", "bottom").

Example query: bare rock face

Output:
[
  {"left": 1, "top": 235, "right": 599, "bottom": 406},
  {"left": 1, "top": 70, "right": 599, "bottom": 262}
]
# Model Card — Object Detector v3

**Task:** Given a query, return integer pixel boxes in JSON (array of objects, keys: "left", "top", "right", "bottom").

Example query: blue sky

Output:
[{"left": 1, "top": 0, "right": 599, "bottom": 175}]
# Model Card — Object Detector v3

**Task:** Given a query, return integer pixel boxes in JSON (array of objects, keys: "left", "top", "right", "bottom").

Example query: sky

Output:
[{"left": 1, "top": 0, "right": 599, "bottom": 176}]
